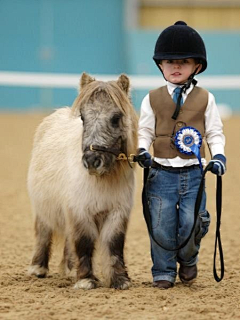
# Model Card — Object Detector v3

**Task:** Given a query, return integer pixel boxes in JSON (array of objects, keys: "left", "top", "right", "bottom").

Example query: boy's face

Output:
[{"left": 159, "top": 59, "right": 202, "bottom": 84}]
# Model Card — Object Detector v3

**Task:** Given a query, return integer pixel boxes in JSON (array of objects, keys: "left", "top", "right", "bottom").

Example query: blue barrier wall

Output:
[
  {"left": 1, "top": 0, "right": 125, "bottom": 73},
  {"left": 0, "top": 0, "right": 125, "bottom": 110},
  {"left": 0, "top": 1, "right": 239, "bottom": 113}
]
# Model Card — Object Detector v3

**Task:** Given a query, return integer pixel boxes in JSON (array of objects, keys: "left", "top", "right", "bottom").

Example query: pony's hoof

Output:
[
  {"left": 110, "top": 278, "right": 131, "bottom": 290},
  {"left": 74, "top": 278, "right": 97, "bottom": 290},
  {"left": 28, "top": 265, "right": 48, "bottom": 278}
]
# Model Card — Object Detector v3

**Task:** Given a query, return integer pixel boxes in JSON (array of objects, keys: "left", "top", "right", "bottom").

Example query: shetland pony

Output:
[{"left": 28, "top": 73, "right": 138, "bottom": 289}]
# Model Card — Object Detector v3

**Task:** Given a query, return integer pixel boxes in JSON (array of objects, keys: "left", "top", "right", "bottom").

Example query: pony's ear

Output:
[
  {"left": 117, "top": 74, "right": 130, "bottom": 94},
  {"left": 80, "top": 72, "right": 95, "bottom": 89}
]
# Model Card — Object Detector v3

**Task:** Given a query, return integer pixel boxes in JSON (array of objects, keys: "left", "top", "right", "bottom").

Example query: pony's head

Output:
[{"left": 72, "top": 73, "right": 138, "bottom": 176}]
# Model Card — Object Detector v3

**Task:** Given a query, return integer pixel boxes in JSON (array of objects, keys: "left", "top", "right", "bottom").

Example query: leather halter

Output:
[{"left": 84, "top": 145, "right": 136, "bottom": 164}]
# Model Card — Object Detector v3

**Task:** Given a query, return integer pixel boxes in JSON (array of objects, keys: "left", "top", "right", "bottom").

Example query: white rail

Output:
[{"left": 0, "top": 71, "right": 240, "bottom": 90}]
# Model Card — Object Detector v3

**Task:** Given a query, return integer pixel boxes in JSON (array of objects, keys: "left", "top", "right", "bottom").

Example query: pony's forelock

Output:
[{"left": 71, "top": 80, "right": 132, "bottom": 116}]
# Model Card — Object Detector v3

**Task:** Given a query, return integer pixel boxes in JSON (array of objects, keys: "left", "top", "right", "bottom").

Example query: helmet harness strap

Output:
[{"left": 171, "top": 67, "right": 199, "bottom": 120}]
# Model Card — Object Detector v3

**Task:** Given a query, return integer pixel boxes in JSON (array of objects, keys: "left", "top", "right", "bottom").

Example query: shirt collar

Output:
[{"left": 167, "top": 81, "right": 195, "bottom": 96}]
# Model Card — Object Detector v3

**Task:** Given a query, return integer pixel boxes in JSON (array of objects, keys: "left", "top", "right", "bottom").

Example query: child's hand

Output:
[
  {"left": 136, "top": 148, "right": 152, "bottom": 168},
  {"left": 209, "top": 154, "right": 226, "bottom": 176}
]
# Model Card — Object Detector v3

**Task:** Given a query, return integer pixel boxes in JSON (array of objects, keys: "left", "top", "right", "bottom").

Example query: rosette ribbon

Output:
[{"left": 175, "top": 126, "right": 203, "bottom": 173}]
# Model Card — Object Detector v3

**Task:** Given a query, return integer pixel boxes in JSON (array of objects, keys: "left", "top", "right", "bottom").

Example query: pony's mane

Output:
[{"left": 71, "top": 80, "right": 133, "bottom": 115}]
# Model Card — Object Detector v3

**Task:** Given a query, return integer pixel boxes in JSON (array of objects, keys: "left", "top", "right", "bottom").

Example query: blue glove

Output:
[
  {"left": 209, "top": 154, "right": 226, "bottom": 176},
  {"left": 136, "top": 148, "right": 152, "bottom": 168}
]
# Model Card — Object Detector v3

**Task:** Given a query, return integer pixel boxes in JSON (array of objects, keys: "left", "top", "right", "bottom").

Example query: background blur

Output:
[{"left": 0, "top": 0, "right": 240, "bottom": 114}]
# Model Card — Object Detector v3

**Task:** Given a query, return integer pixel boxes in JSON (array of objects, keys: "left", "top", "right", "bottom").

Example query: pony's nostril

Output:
[
  {"left": 93, "top": 158, "right": 102, "bottom": 169},
  {"left": 83, "top": 158, "right": 89, "bottom": 169}
]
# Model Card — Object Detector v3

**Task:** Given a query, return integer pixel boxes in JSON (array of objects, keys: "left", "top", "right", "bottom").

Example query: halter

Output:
[{"left": 84, "top": 144, "right": 136, "bottom": 167}]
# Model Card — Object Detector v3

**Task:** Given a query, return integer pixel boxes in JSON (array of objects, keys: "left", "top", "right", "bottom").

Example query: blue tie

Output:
[{"left": 173, "top": 87, "right": 183, "bottom": 106}]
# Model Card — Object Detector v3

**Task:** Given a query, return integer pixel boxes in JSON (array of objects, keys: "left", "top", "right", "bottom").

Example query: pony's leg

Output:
[
  {"left": 59, "top": 237, "right": 76, "bottom": 277},
  {"left": 100, "top": 212, "right": 131, "bottom": 289},
  {"left": 28, "top": 216, "right": 52, "bottom": 278},
  {"left": 73, "top": 220, "right": 99, "bottom": 290}
]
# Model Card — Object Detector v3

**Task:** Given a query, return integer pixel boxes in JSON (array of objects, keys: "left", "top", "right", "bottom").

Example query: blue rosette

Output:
[{"left": 174, "top": 126, "right": 203, "bottom": 172}]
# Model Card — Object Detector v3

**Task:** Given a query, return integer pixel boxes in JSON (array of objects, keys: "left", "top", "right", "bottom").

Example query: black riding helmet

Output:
[{"left": 153, "top": 21, "right": 207, "bottom": 74}]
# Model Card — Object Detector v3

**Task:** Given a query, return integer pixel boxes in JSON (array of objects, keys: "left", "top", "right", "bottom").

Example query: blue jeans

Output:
[{"left": 146, "top": 165, "right": 210, "bottom": 284}]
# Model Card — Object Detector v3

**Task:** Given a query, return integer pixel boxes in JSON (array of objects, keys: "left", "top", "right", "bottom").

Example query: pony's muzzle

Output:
[{"left": 82, "top": 153, "right": 104, "bottom": 174}]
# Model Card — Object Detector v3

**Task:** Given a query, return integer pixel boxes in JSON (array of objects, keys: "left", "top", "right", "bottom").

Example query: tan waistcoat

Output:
[{"left": 149, "top": 86, "right": 208, "bottom": 159}]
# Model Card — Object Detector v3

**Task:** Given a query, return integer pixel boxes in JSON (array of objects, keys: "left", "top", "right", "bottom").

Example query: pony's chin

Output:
[
  {"left": 84, "top": 160, "right": 115, "bottom": 176},
  {"left": 87, "top": 168, "right": 108, "bottom": 176}
]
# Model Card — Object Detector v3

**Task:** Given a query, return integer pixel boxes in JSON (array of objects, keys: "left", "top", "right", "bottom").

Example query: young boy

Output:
[{"left": 137, "top": 21, "right": 226, "bottom": 289}]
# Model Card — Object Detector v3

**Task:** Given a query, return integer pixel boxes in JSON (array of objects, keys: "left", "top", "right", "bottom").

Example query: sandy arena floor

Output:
[{"left": 0, "top": 113, "right": 240, "bottom": 320}]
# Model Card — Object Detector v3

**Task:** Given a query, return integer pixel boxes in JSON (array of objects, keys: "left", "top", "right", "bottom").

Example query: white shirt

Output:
[{"left": 138, "top": 81, "right": 225, "bottom": 167}]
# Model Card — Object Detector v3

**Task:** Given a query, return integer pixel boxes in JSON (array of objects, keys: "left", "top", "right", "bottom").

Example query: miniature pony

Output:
[{"left": 28, "top": 73, "right": 138, "bottom": 289}]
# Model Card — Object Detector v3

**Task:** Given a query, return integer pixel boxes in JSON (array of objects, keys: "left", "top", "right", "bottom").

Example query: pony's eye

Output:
[{"left": 111, "top": 114, "right": 122, "bottom": 128}]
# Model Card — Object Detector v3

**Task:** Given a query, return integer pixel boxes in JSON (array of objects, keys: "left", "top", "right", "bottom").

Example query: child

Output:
[{"left": 137, "top": 21, "right": 226, "bottom": 289}]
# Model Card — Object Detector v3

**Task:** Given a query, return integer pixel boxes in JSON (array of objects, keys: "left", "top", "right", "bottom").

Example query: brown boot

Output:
[
  {"left": 179, "top": 264, "right": 197, "bottom": 285},
  {"left": 153, "top": 280, "right": 174, "bottom": 289}
]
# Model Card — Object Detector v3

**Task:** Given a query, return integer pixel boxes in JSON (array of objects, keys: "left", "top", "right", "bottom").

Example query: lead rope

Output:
[
  {"left": 142, "top": 162, "right": 224, "bottom": 282},
  {"left": 213, "top": 175, "right": 224, "bottom": 282}
]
